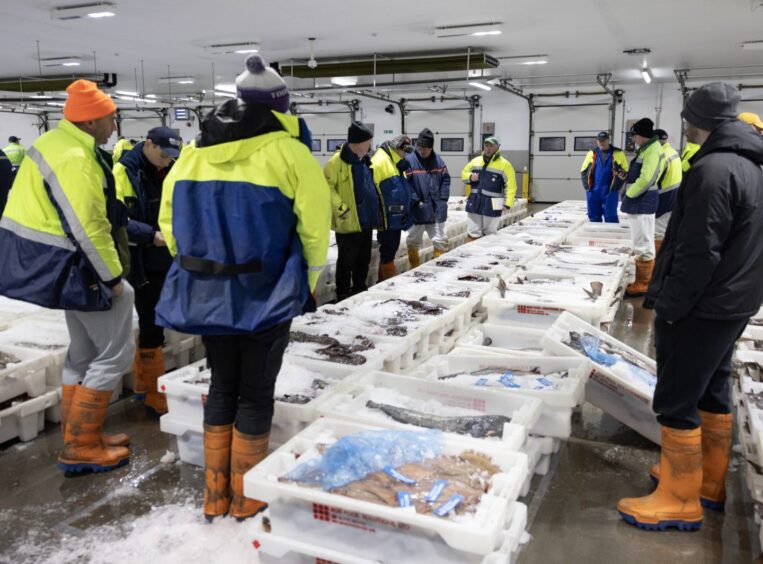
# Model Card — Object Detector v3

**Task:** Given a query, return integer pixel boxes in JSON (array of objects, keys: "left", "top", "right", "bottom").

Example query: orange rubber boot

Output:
[
  {"left": 618, "top": 426, "right": 703, "bottom": 531},
  {"left": 132, "top": 339, "right": 146, "bottom": 398},
  {"left": 654, "top": 239, "right": 663, "bottom": 255},
  {"left": 203, "top": 423, "right": 233, "bottom": 522},
  {"left": 626, "top": 259, "right": 655, "bottom": 296},
  {"left": 378, "top": 261, "right": 397, "bottom": 282},
  {"left": 407, "top": 248, "right": 420, "bottom": 269},
  {"left": 650, "top": 411, "right": 732, "bottom": 511},
  {"left": 230, "top": 427, "right": 270, "bottom": 521},
  {"left": 141, "top": 347, "right": 168, "bottom": 415},
  {"left": 57, "top": 386, "right": 130, "bottom": 474},
  {"left": 61, "top": 384, "right": 129, "bottom": 447}
]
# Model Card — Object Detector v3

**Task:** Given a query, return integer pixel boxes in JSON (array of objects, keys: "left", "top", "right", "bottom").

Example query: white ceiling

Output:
[{"left": 1, "top": 0, "right": 762, "bottom": 100}]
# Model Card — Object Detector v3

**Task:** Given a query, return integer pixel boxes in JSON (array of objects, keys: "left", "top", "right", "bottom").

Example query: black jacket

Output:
[
  {"left": 644, "top": 119, "right": 763, "bottom": 322},
  {"left": 0, "top": 149, "right": 11, "bottom": 216}
]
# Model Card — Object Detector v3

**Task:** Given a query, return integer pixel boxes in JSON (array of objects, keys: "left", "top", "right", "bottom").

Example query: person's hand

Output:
[
  {"left": 615, "top": 170, "right": 627, "bottom": 180},
  {"left": 470, "top": 173, "right": 479, "bottom": 183},
  {"left": 153, "top": 231, "right": 166, "bottom": 247},
  {"left": 113, "top": 281, "right": 124, "bottom": 297},
  {"left": 339, "top": 208, "right": 350, "bottom": 220}
]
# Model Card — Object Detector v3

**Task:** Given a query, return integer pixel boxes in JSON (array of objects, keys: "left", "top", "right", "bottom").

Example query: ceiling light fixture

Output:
[
  {"left": 177, "top": 79, "right": 195, "bottom": 85},
  {"left": 40, "top": 56, "right": 83, "bottom": 67},
  {"left": 641, "top": 67, "right": 653, "bottom": 84},
  {"left": 115, "top": 90, "right": 139, "bottom": 96},
  {"left": 741, "top": 40, "right": 763, "bottom": 50},
  {"left": 51, "top": 2, "right": 116, "bottom": 20},
  {"left": 307, "top": 38, "right": 318, "bottom": 70},
  {"left": 158, "top": 76, "right": 195, "bottom": 84},
  {"left": 499, "top": 54, "right": 549, "bottom": 66},
  {"left": 30, "top": 93, "right": 53, "bottom": 99},
  {"left": 62, "top": 62, "right": 81, "bottom": 67},
  {"left": 204, "top": 41, "right": 259, "bottom": 55},
  {"left": 330, "top": 76, "right": 358, "bottom": 86},
  {"left": 521, "top": 60, "right": 548, "bottom": 65},
  {"left": 468, "top": 81, "right": 492, "bottom": 91},
  {"left": 434, "top": 22, "right": 503, "bottom": 38}
]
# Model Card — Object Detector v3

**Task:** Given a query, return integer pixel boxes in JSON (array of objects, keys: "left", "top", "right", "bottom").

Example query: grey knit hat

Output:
[{"left": 681, "top": 82, "right": 741, "bottom": 131}]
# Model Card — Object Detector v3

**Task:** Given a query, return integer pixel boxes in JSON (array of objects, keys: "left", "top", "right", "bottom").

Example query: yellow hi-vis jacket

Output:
[{"left": 460, "top": 152, "right": 517, "bottom": 217}]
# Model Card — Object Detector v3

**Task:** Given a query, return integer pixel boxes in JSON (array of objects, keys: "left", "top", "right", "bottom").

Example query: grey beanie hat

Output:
[{"left": 681, "top": 82, "right": 741, "bottom": 131}]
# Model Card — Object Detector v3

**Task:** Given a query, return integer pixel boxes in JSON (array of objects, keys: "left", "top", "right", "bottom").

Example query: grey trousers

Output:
[{"left": 62, "top": 281, "right": 136, "bottom": 391}]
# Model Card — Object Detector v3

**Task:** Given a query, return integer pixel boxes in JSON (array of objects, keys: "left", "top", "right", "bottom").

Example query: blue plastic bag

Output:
[{"left": 284, "top": 429, "right": 443, "bottom": 490}]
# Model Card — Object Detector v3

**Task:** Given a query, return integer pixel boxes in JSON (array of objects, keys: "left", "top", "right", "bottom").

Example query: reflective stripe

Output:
[
  {"left": 485, "top": 167, "right": 509, "bottom": 184},
  {"left": 660, "top": 181, "right": 681, "bottom": 192},
  {"left": 645, "top": 153, "right": 665, "bottom": 188},
  {"left": 308, "top": 265, "right": 324, "bottom": 272},
  {"left": 479, "top": 189, "right": 504, "bottom": 198},
  {"left": 665, "top": 153, "right": 679, "bottom": 165},
  {"left": 0, "top": 216, "right": 75, "bottom": 251},
  {"left": 27, "top": 146, "right": 115, "bottom": 281}
]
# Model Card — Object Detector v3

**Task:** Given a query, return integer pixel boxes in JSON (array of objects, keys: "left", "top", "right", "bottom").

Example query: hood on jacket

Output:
[
  {"left": 117, "top": 140, "right": 145, "bottom": 170},
  {"left": 692, "top": 119, "right": 763, "bottom": 167}
]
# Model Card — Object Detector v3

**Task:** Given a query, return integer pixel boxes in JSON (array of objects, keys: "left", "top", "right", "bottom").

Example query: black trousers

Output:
[
  {"left": 335, "top": 230, "right": 372, "bottom": 301},
  {"left": 653, "top": 314, "right": 748, "bottom": 429},
  {"left": 134, "top": 270, "right": 168, "bottom": 349},
  {"left": 377, "top": 229, "right": 402, "bottom": 264},
  {"left": 202, "top": 321, "right": 291, "bottom": 436}
]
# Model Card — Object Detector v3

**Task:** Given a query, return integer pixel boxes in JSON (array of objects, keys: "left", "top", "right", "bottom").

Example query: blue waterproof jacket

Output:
[{"left": 406, "top": 150, "right": 450, "bottom": 224}]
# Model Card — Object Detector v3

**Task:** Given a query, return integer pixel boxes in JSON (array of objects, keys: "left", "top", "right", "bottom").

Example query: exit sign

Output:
[{"left": 384, "top": 129, "right": 393, "bottom": 134}]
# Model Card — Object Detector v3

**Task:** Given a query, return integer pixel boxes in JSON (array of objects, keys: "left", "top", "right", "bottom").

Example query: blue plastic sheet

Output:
[{"left": 285, "top": 429, "right": 443, "bottom": 490}]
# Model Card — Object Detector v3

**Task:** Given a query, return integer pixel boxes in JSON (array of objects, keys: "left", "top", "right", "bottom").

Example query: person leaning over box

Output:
[{"left": 155, "top": 55, "right": 331, "bottom": 522}]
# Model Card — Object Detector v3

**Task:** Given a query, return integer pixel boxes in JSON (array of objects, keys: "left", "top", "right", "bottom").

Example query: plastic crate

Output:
[
  {"left": 411, "top": 354, "right": 589, "bottom": 439},
  {"left": 255, "top": 501, "right": 527, "bottom": 564},
  {"left": 244, "top": 418, "right": 528, "bottom": 563},
  {"left": 456, "top": 324, "right": 547, "bottom": 357},
  {"left": 0, "top": 344, "right": 50, "bottom": 404},
  {"left": 541, "top": 311, "right": 660, "bottom": 445},
  {"left": 0, "top": 387, "right": 59, "bottom": 444},
  {"left": 316, "top": 371, "right": 539, "bottom": 449}
]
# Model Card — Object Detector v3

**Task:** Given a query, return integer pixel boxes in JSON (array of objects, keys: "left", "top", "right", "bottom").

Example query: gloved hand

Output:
[
  {"left": 396, "top": 159, "right": 411, "bottom": 174},
  {"left": 337, "top": 204, "right": 350, "bottom": 220}
]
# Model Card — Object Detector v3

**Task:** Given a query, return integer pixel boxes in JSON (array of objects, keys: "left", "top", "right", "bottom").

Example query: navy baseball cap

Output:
[
  {"left": 8, "top": 136, "right": 20, "bottom": 143},
  {"left": 146, "top": 127, "right": 182, "bottom": 158},
  {"left": 596, "top": 131, "right": 610, "bottom": 140}
]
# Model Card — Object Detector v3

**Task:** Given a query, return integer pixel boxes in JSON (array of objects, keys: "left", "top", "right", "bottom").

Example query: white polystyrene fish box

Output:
[
  {"left": 159, "top": 413, "right": 203, "bottom": 467},
  {"left": 244, "top": 418, "right": 528, "bottom": 563},
  {"left": 0, "top": 344, "right": 50, "bottom": 404},
  {"left": 0, "top": 316, "right": 70, "bottom": 387},
  {"left": 456, "top": 324, "right": 547, "bottom": 357},
  {"left": 541, "top": 311, "right": 660, "bottom": 445},
  {"left": 411, "top": 354, "right": 589, "bottom": 439},
  {"left": 317, "top": 371, "right": 538, "bottom": 449},
  {"left": 254, "top": 501, "right": 528, "bottom": 564},
  {"left": 0, "top": 387, "right": 59, "bottom": 444},
  {"left": 482, "top": 286, "right": 613, "bottom": 329}
]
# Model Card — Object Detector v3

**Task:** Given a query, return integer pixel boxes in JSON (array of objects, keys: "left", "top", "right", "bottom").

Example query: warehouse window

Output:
[
  {"left": 539, "top": 137, "right": 566, "bottom": 152},
  {"left": 311, "top": 139, "right": 321, "bottom": 153},
  {"left": 440, "top": 138, "right": 464, "bottom": 152},
  {"left": 327, "top": 139, "right": 345, "bottom": 152},
  {"left": 574, "top": 137, "right": 598, "bottom": 152}
]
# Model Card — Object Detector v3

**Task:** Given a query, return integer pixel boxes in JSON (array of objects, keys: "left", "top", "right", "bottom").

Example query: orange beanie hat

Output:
[{"left": 63, "top": 79, "right": 117, "bottom": 122}]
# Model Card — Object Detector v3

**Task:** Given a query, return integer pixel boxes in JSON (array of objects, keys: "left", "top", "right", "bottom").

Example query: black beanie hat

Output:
[
  {"left": 681, "top": 82, "right": 741, "bottom": 132},
  {"left": 630, "top": 118, "right": 654, "bottom": 138},
  {"left": 347, "top": 121, "right": 373, "bottom": 143},
  {"left": 654, "top": 128, "right": 669, "bottom": 141},
  {"left": 417, "top": 128, "right": 435, "bottom": 148}
]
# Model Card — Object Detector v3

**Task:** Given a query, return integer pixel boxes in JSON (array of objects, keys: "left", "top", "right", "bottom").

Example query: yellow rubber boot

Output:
[
  {"left": 230, "top": 427, "right": 270, "bottom": 521},
  {"left": 203, "top": 423, "right": 233, "bottom": 522},
  {"left": 407, "top": 247, "right": 420, "bottom": 269},
  {"left": 618, "top": 426, "right": 703, "bottom": 531},
  {"left": 141, "top": 347, "right": 168, "bottom": 415},
  {"left": 61, "top": 384, "right": 129, "bottom": 447},
  {"left": 626, "top": 259, "right": 654, "bottom": 296},
  {"left": 433, "top": 248, "right": 447, "bottom": 258},
  {"left": 57, "top": 386, "right": 130, "bottom": 474},
  {"left": 650, "top": 411, "right": 732, "bottom": 511}
]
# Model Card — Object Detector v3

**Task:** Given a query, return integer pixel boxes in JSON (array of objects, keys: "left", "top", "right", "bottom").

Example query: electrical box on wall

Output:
[
  {"left": 624, "top": 119, "right": 637, "bottom": 153},
  {"left": 482, "top": 122, "right": 495, "bottom": 135}
]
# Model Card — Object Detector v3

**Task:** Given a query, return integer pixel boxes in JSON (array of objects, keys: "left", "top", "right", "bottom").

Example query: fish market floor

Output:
[{"left": 0, "top": 298, "right": 758, "bottom": 563}]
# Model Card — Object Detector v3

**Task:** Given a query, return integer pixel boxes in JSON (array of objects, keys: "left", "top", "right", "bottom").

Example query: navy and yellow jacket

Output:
[
  {"left": 325, "top": 144, "right": 382, "bottom": 234},
  {"left": 370, "top": 143, "right": 413, "bottom": 231},
  {"left": 621, "top": 137, "right": 666, "bottom": 215},
  {"left": 655, "top": 142, "right": 682, "bottom": 218},
  {"left": 461, "top": 152, "right": 517, "bottom": 217},
  {"left": 405, "top": 150, "right": 450, "bottom": 224},
  {"left": 155, "top": 100, "right": 331, "bottom": 335},
  {"left": 0, "top": 119, "right": 128, "bottom": 311},
  {"left": 114, "top": 142, "right": 173, "bottom": 287},
  {"left": 580, "top": 146, "right": 629, "bottom": 192}
]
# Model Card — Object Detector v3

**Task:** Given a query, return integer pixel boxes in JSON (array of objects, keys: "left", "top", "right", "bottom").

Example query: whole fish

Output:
[
  {"left": 365, "top": 400, "right": 512, "bottom": 438},
  {"left": 582, "top": 281, "right": 604, "bottom": 302},
  {"left": 277, "top": 379, "right": 330, "bottom": 405},
  {"left": 438, "top": 366, "right": 542, "bottom": 380}
]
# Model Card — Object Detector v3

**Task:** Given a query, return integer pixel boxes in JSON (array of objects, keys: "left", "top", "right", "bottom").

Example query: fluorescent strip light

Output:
[
  {"left": 177, "top": 80, "right": 195, "bottom": 85},
  {"left": 521, "top": 60, "right": 548, "bottom": 65},
  {"left": 741, "top": 40, "right": 763, "bottom": 50},
  {"left": 115, "top": 90, "right": 139, "bottom": 96},
  {"left": 641, "top": 68, "right": 653, "bottom": 84},
  {"left": 51, "top": 3, "right": 116, "bottom": 20},
  {"left": 213, "top": 90, "right": 236, "bottom": 98},
  {"left": 434, "top": 22, "right": 503, "bottom": 38},
  {"left": 330, "top": 76, "right": 358, "bottom": 86},
  {"left": 472, "top": 30, "right": 502, "bottom": 36},
  {"left": 234, "top": 49, "right": 259, "bottom": 54},
  {"left": 469, "top": 81, "right": 492, "bottom": 91},
  {"left": 87, "top": 11, "right": 115, "bottom": 18},
  {"left": 62, "top": 62, "right": 81, "bottom": 67},
  {"left": 205, "top": 42, "right": 260, "bottom": 55}
]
